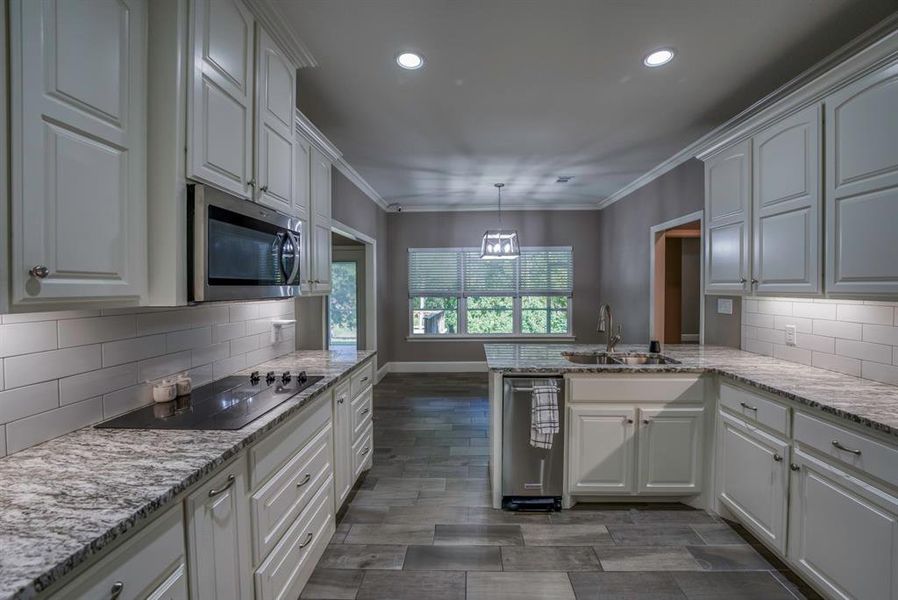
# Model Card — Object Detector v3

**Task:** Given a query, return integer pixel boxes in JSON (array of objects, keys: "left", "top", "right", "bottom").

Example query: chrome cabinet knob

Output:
[
  {"left": 260, "top": 184, "right": 269, "bottom": 192},
  {"left": 790, "top": 463, "right": 800, "bottom": 472},
  {"left": 30, "top": 265, "right": 49, "bottom": 279},
  {"left": 625, "top": 418, "right": 634, "bottom": 424},
  {"left": 248, "top": 178, "right": 256, "bottom": 188},
  {"left": 740, "top": 277, "right": 747, "bottom": 284},
  {"left": 773, "top": 453, "right": 783, "bottom": 462},
  {"left": 751, "top": 278, "right": 759, "bottom": 285}
]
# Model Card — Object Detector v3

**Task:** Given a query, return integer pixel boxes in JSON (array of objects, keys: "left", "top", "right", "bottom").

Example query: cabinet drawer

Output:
[
  {"left": 568, "top": 374, "right": 705, "bottom": 403},
  {"left": 719, "top": 382, "right": 790, "bottom": 435},
  {"left": 350, "top": 360, "right": 374, "bottom": 398},
  {"left": 249, "top": 390, "right": 331, "bottom": 488},
  {"left": 794, "top": 411, "right": 898, "bottom": 487},
  {"left": 49, "top": 505, "right": 185, "bottom": 600},
  {"left": 254, "top": 476, "right": 335, "bottom": 600},
  {"left": 251, "top": 422, "right": 333, "bottom": 563},
  {"left": 147, "top": 564, "right": 188, "bottom": 600},
  {"left": 351, "top": 386, "right": 373, "bottom": 442},
  {"left": 334, "top": 378, "right": 350, "bottom": 408},
  {"left": 352, "top": 423, "right": 373, "bottom": 481}
]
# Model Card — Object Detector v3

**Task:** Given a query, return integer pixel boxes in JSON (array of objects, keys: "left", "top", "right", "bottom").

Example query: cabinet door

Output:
[
  {"left": 187, "top": 0, "right": 254, "bottom": 198},
  {"left": 704, "top": 139, "right": 751, "bottom": 294},
  {"left": 716, "top": 410, "right": 789, "bottom": 554},
  {"left": 825, "top": 63, "right": 898, "bottom": 296},
  {"left": 752, "top": 105, "right": 822, "bottom": 294},
  {"left": 333, "top": 383, "right": 352, "bottom": 508},
  {"left": 10, "top": 0, "right": 147, "bottom": 304},
  {"left": 309, "top": 147, "right": 333, "bottom": 294},
  {"left": 254, "top": 26, "right": 296, "bottom": 213},
  {"left": 293, "top": 132, "right": 312, "bottom": 221},
  {"left": 186, "top": 456, "right": 253, "bottom": 600},
  {"left": 788, "top": 449, "right": 898, "bottom": 600},
  {"left": 568, "top": 406, "right": 636, "bottom": 494},
  {"left": 637, "top": 406, "right": 703, "bottom": 494}
]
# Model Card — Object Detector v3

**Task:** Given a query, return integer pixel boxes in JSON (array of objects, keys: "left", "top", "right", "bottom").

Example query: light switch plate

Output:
[
  {"left": 717, "top": 298, "right": 733, "bottom": 315},
  {"left": 785, "top": 325, "right": 797, "bottom": 346}
]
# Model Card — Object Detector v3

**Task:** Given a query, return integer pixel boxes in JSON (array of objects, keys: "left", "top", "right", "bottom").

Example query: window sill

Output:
[{"left": 406, "top": 335, "right": 576, "bottom": 343}]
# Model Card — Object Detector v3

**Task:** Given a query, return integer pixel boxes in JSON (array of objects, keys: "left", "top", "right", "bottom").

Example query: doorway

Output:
[
  {"left": 649, "top": 211, "right": 703, "bottom": 345},
  {"left": 329, "top": 232, "right": 366, "bottom": 349}
]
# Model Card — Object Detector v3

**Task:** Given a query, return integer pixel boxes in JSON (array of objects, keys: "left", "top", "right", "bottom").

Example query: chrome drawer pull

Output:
[
  {"left": 361, "top": 446, "right": 370, "bottom": 456},
  {"left": 110, "top": 581, "right": 124, "bottom": 599},
  {"left": 296, "top": 473, "right": 311, "bottom": 488},
  {"left": 208, "top": 474, "right": 236, "bottom": 497},
  {"left": 740, "top": 402, "right": 758, "bottom": 411},
  {"left": 832, "top": 440, "right": 862, "bottom": 455},
  {"left": 337, "top": 397, "right": 345, "bottom": 404},
  {"left": 299, "top": 532, "right": 314, "bottom": 549},
  {"left": 360, "top": 376, "right": 369, "bottom": 383},
  {"left": 773, "top": 453, "right": 783, "bottom": 462},
  {"left": 361, "top": 408, "right": 370, "bottom": 415}
]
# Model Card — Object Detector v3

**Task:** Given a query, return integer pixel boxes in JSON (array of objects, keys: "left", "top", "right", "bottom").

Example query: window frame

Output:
[{"left": 407, "top": 246, "right": 574, "bottom": 340}]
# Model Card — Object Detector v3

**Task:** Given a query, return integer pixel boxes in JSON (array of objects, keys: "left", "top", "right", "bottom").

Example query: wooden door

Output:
[
  {"left": 638, "top": 406, "right": 703, "bottom": 494},
  {"left": 10, "top": 0, "right": 148, "bottom": 305},
  {"left": 752, "top": 104, "right": 822, "bottom": 294},
  {"left": 704, "top": 140, "right": 751, "bottom": 294}
]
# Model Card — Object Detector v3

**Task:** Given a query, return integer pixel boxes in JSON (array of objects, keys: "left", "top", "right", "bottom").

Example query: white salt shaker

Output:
[
  {"left": 176, "top": 375, "right": 192, "bottom": 396},
  {"left": 153, "top": 380, "right": 177, "bottom": 403}
]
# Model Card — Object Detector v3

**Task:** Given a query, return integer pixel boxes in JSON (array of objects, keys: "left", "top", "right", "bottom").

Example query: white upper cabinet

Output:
[
  {"left": 704, "top": 139, "right": 752, "bottom": 294},
  {"left": 187, "top": 0, "right": 255, "bottom": 198},
  {"left": 10, "top": 0, "right": 147, "bottom": 305},
  {"left": 752, "top": 105, "right": 822, "bottom": 294},
  {"left": 293, "top": 130, "right": 312, "bottom": 222},
  {"left": 309, "top": 146, "right": 333, "bottom": 294},
  {"left": 825, "top": 63, "right": 898, "bottom": 296},
  {"left": 254, "top": 25, "right": 297, "bottom": 213}
]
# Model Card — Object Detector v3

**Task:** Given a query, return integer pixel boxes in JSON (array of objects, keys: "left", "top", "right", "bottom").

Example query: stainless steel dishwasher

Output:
[{"left": 502, "top": 376, "right": 565, "bottom": 511}]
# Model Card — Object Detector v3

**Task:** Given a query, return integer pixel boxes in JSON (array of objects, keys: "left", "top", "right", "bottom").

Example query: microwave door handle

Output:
[
  {"left": 278, "top": 233, "right": 290, "bottom": 281},
  {"left": 285, "top": 230, "right": 301, "bottom": 284}
]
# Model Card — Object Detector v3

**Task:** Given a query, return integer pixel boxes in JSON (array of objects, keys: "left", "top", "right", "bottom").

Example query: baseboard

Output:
[
  {"left": 378, "top": 361, "right": 488, "bottom": 375},
  {"left": 375, "top": 363, "right": 389, "bottom": 383},
  {"left": 681, "top": 334, "right": 700, "bottom": 343}
]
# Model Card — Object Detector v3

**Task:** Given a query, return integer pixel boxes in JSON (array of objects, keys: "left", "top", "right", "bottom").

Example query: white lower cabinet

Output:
[
  {"left": 333, "top": 379, "right": 353, "bottom": 508},
  {"left": 638, "top": 406, "right": 703, "bottom": 494},
  {"left": 49, "top": 505, "right": 187, "bottom": 600},
  {"left": 185, "top": 455, "right": 253, "bottom": 600},
  {"left": 716, "top": 409, "right": 789, "bottom": 553},
  {"left": 788, "top": 449, "right": 898, "bottom": 600},
  {"left": 568, "top": 406, "right": 637, "bottom": 494}
]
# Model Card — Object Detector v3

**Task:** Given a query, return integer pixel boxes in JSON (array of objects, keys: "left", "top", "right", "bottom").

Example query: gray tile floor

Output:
[{"left": 301, "top": 373, "right": 821, "bottom": 600}]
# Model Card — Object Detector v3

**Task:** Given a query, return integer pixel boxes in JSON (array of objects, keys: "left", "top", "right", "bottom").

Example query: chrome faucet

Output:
[{"left": 597, "top": 304, "right": 622, "bottom": 353}]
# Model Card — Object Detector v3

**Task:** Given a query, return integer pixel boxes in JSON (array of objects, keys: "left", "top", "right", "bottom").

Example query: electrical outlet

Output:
[
  {"left": 785, "top": 325, "right": 797, "bottom": 346},
  {"left": 717, "top": 298, "right": 733, "bottom": 315}
]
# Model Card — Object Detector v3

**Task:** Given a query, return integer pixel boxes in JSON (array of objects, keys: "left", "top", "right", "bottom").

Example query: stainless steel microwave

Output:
[{"left": 188, "top": 184, "right": 302, "bottom": 302}]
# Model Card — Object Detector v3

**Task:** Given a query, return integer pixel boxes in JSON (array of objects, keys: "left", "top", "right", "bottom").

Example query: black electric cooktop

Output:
[{"left": 96, "top": 370, "right": 324, "bottom": 431}]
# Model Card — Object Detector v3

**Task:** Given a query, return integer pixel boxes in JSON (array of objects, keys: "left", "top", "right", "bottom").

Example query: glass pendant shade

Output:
[
  {"left": 480, "top": 230, "right": 520, "bottom": 259},
  {"left": 481, "top": 182, "right": 520, "bottom": 259}
]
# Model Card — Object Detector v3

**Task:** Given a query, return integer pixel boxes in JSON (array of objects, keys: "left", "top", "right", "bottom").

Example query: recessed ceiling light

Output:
[
  {"left": 643, "top": 48, "right": 675, "bottom": 68},
  {"left": 396, "top": 52, "right": 424, "bottom": 70}
]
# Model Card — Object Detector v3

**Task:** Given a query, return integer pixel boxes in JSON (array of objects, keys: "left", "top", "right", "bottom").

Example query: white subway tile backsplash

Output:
[
  {"left": 0, "top": 321, "right": 58, "bottom": 357},
  {"left": 59, "top": 364, "right": 138, "bottom": 406},
  {"left": 0, "top": 382, "right": 59, "bottom": 423},
  {"left": 5, "top": 345, "right": 101, "bottom": 389},
  {"left": 812, "top": 319, "right": 862, "bottom": 340},
  {"left": 835, "top": 339, "right": 892, "bottom": 364},
  {"left": 862, "top": 324, "right": 898, "bottom": 347},
  {"left": 102, "top": 334, "right": 167, "bottom": 367},
  {"left": 836, "top": 304, "right": 894, "bottom": 325},
  {"left": 5, "top": 397, "right": 102, "bottom": 455},
  {"left": 744, "top": 297, "right": 898, "bottom": 387},
  {"left": 0, "top": 300, "right": 296, "bottom": 456},
  {"left": 58, "top": 315, "right": 136, "bottom": 348}
]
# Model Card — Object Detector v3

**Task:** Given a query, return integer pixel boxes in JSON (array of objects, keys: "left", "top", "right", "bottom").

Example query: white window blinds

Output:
[{"left": 408, "top": 247, "right": 572, "bottom": 297}]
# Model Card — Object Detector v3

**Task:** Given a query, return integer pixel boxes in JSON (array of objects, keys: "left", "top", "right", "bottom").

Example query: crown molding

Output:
[
  {"left": 333, "top": 161, "right": 389, "bottom": 211},
  {"left": 597, "top": 13, "right": 898, "bottom": 210},
  {"left": 245, "top": 0, "right": 318, "bottom": 68},
  {"left": 389, "top": 201, "right": 601, "bottom": 213}
]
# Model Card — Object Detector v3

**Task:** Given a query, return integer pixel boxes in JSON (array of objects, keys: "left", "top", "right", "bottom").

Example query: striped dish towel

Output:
[{"left": 530, "top": 383, "right": 559, "bottom": 449}]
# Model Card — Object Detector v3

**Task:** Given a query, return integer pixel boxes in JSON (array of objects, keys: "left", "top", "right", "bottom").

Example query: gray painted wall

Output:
[
  {"left": 384, "top": 210, "right": 603, "bottom": 363},
  {"left": 681, "top": 237, "right": 701, "bottom": 337}
]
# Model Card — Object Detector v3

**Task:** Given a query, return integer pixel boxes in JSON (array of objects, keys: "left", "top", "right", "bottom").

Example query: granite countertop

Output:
[
  {"left": 0, "top": 348, "right": 375, "bottom": 600},
  {"left": 485, "top": 343, "right": 898, "bottom": 439}
]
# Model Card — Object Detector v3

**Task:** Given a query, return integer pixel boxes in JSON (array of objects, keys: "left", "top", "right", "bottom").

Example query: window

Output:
[{"left": 408, "top": 247, "right": 573, "bottom": 337}]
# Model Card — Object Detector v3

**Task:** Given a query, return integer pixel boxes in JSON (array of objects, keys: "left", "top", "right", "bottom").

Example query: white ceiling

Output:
[{"left": 278, "top": 0, "right": 897, "bottom": 210}]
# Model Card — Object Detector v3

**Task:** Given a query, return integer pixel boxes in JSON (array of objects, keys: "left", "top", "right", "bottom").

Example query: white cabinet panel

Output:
[
  {"left": 716, "top": 410, "right": 789, "bottom": 554},
  {"left": 293, "top": 131, "right": 312, "bottom": 221},
  {"left": 752, "top": 105, "right": 821, "bottom": 294},
  {"left": 254, "top": 26, "right": 296, "bottom": 213},
  {"left": 825, "top": 63, "right": 898, "bottom": 296},
  {"left": 307, "top": 146, "right": 333, "bottom": 294},
  {"left": 10, "top": 0, "right": 147, "bottom": 304},
  {"left": 704, "top": 140, "right": 751, "bottom": 294},
  {"left": 333, "top": 380, "right": 352, "bottom": 508},
  {"left": 637, "top": 406, "right": 703, "bottom": 494},
  {"left": 568, "top": 406, "right": 635, "bottom": 494},
  {"left": 187, "top": 0, "right": 254, "bottom": 198},
  {"left": 788, "top": 449, "right": 898, "bottom": 600},
  {"left": 186, "top": 455, "right": 253, "bottom": 600},
  {"left": 312, "top": 222, "right": 333, "bottom": 294}
]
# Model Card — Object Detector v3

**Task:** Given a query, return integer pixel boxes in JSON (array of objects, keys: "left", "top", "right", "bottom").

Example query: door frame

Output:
[
  {"left": 648, "top": 210, "right": 704, "bottom": 344},
  {"left": 331, "top": 247, "right": 365, "bottom": 349},
  {"left": 331, "top": 220, "right": 377, "bottom": 357}
]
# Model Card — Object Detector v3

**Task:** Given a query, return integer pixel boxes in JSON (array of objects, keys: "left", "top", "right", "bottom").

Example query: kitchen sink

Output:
[{"left": 561, "top": 352, "right": 681, "bottom": 365}]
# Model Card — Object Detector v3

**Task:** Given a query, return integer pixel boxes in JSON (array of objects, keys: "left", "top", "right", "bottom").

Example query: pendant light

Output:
[{"left": 480, "top": 183, "right": 520, "bottom": 259}]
